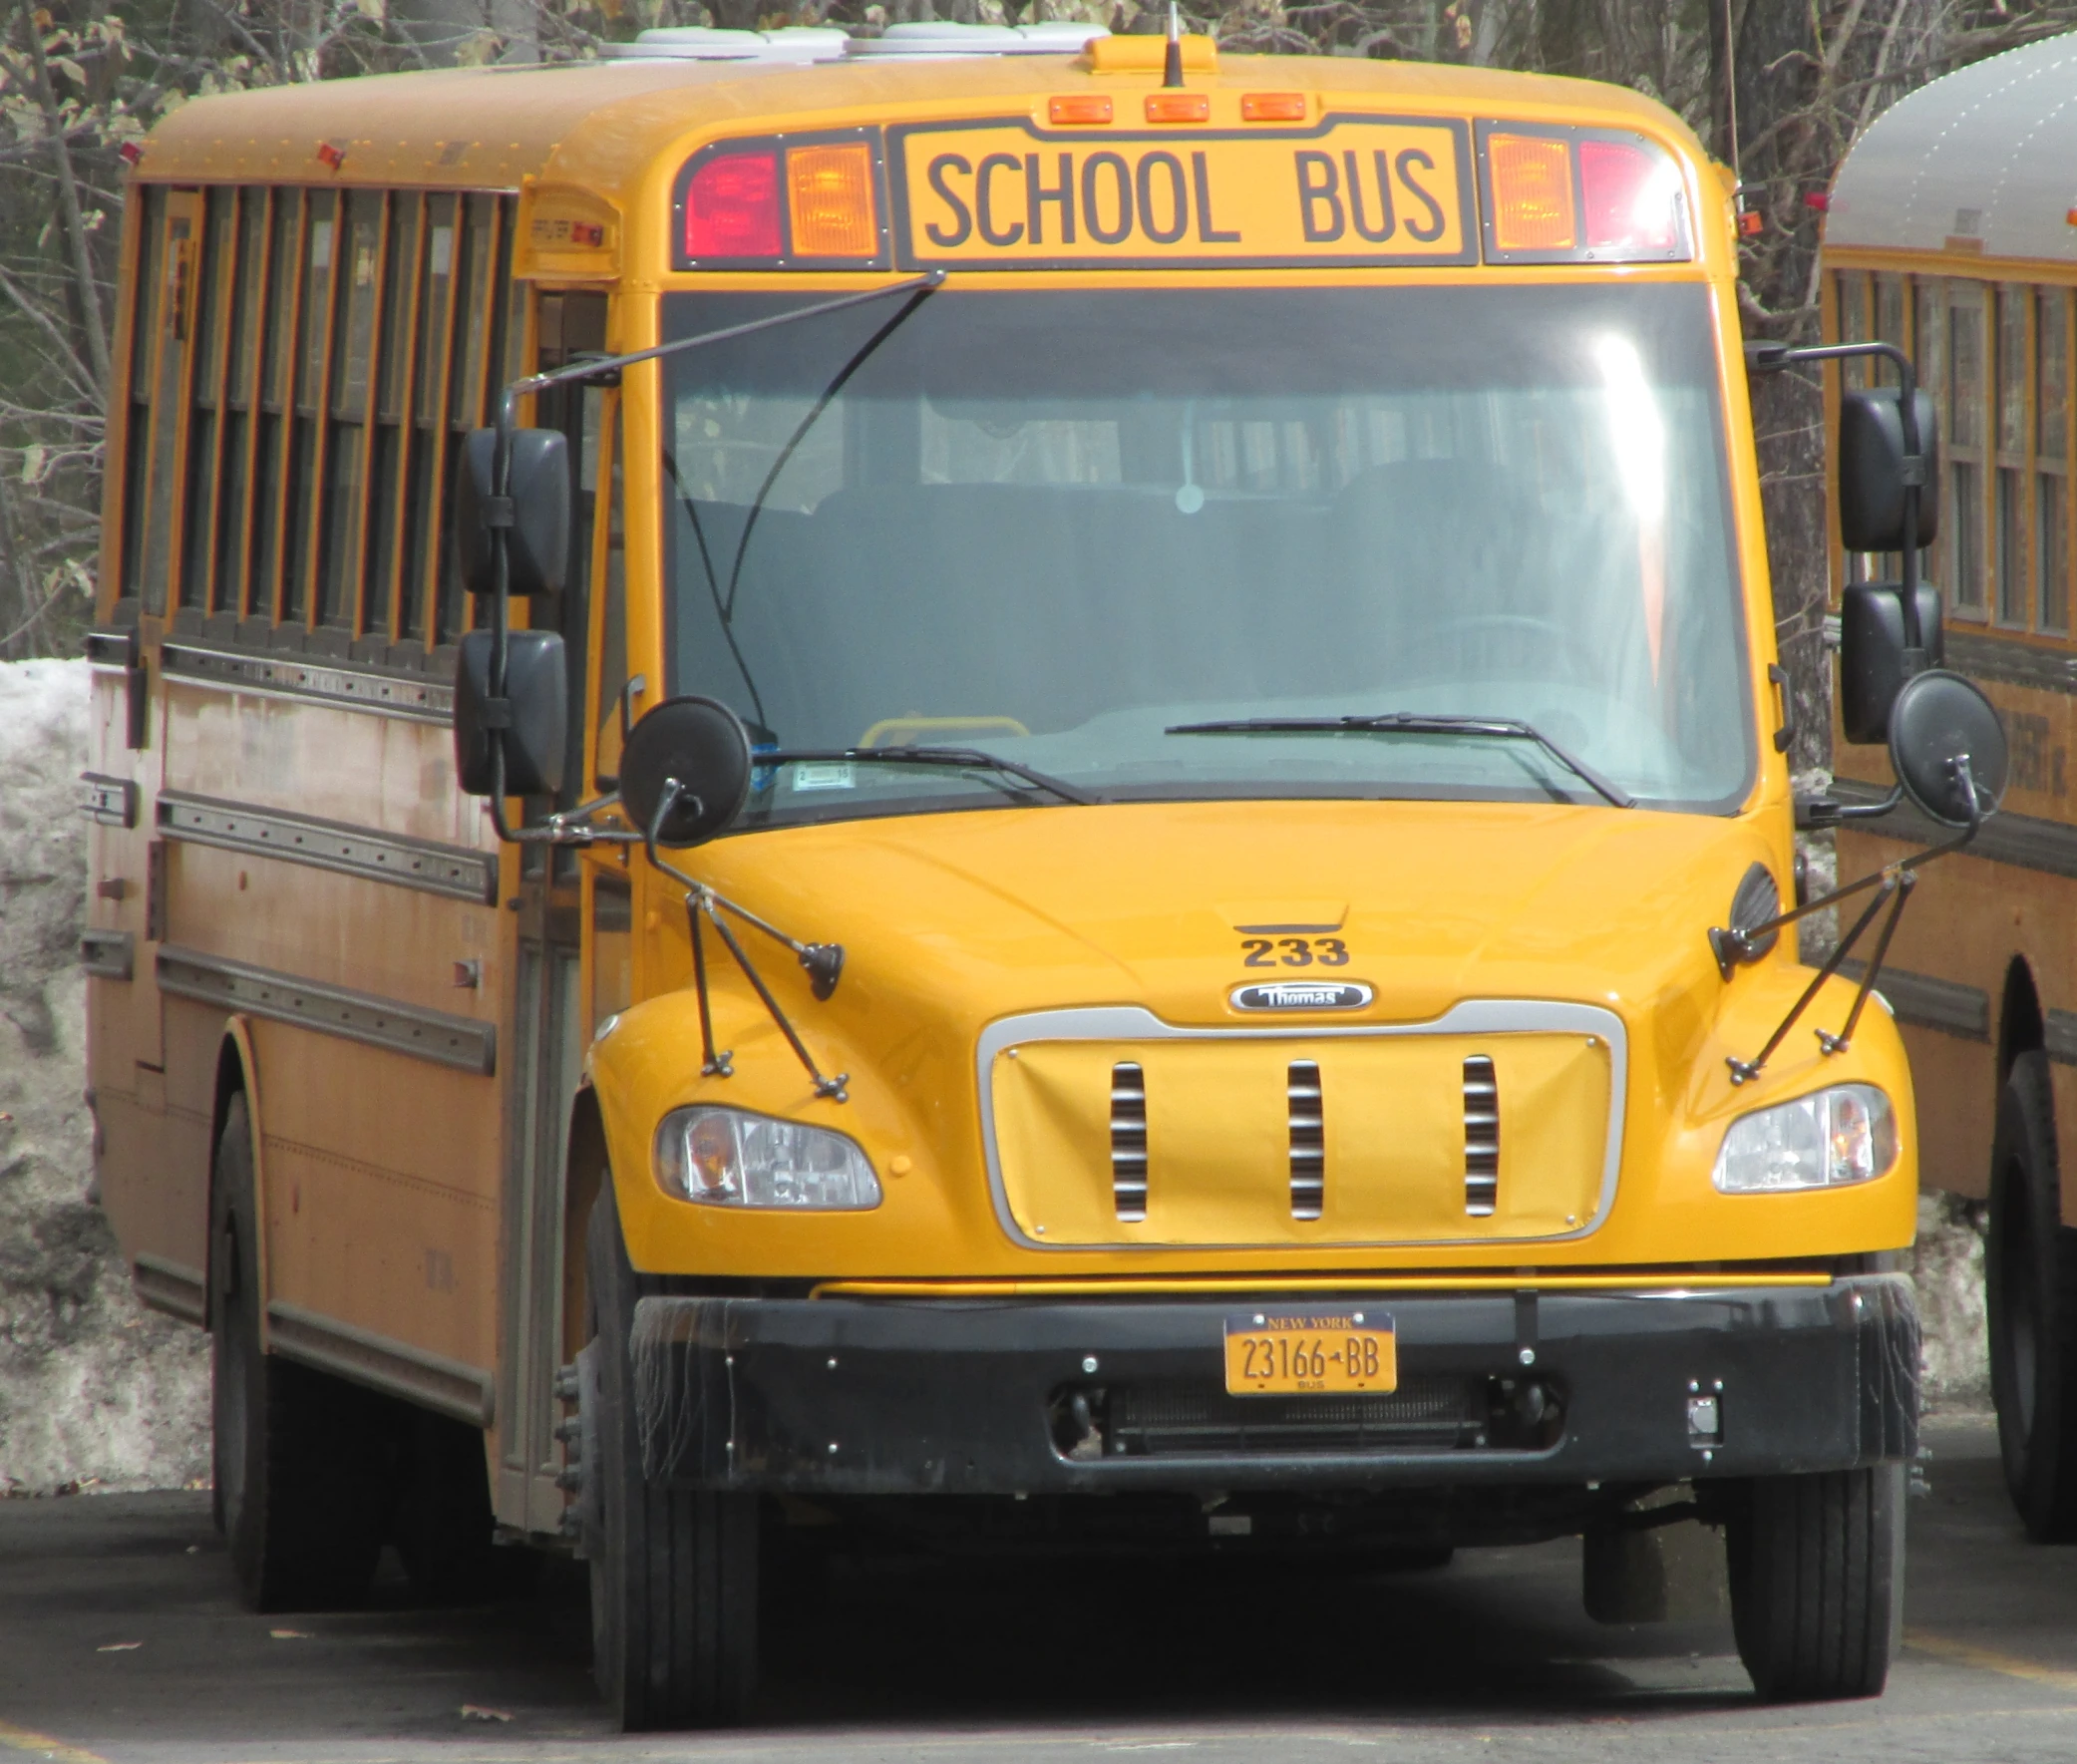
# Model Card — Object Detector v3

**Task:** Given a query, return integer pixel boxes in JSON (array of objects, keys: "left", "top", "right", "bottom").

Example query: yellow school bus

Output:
[
  {"left": 1820, "top": 34, "right": 2077, "bottom": 1546},
  {"left": 89, "top": 20, "right": 1985, "bottom": 1723}
]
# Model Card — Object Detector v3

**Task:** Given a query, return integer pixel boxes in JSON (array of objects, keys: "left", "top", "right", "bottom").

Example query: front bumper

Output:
[{"left": 628, "top": 1276, "right": 1917, "bottom": 1495}]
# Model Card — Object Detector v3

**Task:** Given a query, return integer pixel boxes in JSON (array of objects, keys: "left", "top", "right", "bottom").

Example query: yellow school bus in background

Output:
[
  {"left": 88, "top": 21, "right": 1981, "bottom": 1725},
  {"left": 1821, "top": 34, "right": 2077, "bottom": 1546}
]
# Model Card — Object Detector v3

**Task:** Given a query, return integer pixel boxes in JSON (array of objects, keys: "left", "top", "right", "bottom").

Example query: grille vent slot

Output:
[
  {"left": 1111, "top": 1061, "right": 1148, "bottom": 1222},
  {"left": 1287, "top": 1060, "right": 1324, "bottom": 1220},
  {"left": 1463, "top": 1054, "right": 1498, "bottom": 1216}
]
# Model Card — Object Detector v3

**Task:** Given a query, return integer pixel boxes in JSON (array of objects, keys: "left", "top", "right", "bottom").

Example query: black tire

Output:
[
  {"left": 209, "top": 1094, "right": 386, "bottom": 1610},
  {"left": 1987, "top": 1051, "right": 2077, "bottom": 1542},
  {"left": 1726, "top": 1463, "right": 1903, "bottom": 1702},
  {"left": 393, "top": 1408, "right": 540, "bottom": 1604},
  {"left": 584, "top": 1182, "right": 758, "bottom": 1730}
]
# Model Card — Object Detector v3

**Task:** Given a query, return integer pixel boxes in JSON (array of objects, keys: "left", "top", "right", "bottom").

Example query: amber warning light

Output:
[{"left": 684, "top": 141, "right": 880, "bottom": 264}]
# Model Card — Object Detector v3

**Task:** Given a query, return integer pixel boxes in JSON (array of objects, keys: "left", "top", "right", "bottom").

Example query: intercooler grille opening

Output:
[
  {"left": 1111, "top": 1061, "right": 1148, "bottom": 1222},
  {"left": 1463, "top": 1054, "right": 1498, "bottom": 1217},
  {"left": 1287, "top": 1060, "right": 1323, "bottom": 1220}
]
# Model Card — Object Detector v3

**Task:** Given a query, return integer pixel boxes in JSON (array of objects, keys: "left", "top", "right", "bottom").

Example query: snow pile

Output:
[
  {"left": 1912, "top": 1190, "right": 1991, "bottom": 1415},
  {"left": 0, "top": 658, "right": 208, "bottom": 1494}
]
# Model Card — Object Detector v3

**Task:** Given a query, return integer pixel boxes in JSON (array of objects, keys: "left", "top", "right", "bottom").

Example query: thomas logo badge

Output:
[{"left": 1229, "top": 981, "right": 1374, "bottom": 1011}]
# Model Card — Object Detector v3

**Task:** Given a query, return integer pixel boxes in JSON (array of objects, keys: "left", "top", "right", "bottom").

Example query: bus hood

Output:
[
  {"left": 691, "top": 797, "right": 1777, "bottom": 1033},
  {"left": 618, "top": 798, "right": 1854, "bottom": 1256}
]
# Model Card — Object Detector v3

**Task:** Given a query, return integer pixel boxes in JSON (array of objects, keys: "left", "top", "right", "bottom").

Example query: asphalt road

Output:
[{"left": 3, "top": 1420, "right": 2075, "bottom": 1764}]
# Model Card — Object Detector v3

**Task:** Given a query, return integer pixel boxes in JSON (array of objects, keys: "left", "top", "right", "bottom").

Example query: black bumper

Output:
[{"left": 627, "top": 1276, "right": 1918, "bottom": 1495}]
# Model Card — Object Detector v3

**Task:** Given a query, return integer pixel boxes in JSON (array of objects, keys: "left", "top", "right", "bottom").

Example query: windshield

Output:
[{"left": 662, "top": 285, "right": 1750, "bottom": 826}]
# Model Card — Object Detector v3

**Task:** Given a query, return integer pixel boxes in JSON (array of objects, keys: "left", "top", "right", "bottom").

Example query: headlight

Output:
[
  {"left": 1711, "top": 1084, "right": 1899, "bottom": 1194},
  {"left": 654, "top": 1106, "right": 881, "bottom": 1210}
]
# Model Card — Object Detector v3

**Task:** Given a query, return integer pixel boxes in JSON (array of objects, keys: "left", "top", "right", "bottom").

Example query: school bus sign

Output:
[{"left": 890, "top": 115, "right": 1476, "bottom": 270}]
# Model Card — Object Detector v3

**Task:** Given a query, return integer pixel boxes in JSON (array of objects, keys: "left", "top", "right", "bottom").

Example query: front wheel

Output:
[
  {"left": 1987, "top": 1051, "right": 2077, "bottom": 1541},
  {"left": 583, "top": 1182, "right": 758, "bottom": 1730},
  {"left": 1726, "top": 1463, "right": 1903, "bottom": 1702}
]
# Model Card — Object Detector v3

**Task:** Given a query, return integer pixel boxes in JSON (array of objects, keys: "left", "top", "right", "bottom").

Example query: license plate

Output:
[{"left": 1223, "top": 1309, "right": 1397, "bottom": 1396}]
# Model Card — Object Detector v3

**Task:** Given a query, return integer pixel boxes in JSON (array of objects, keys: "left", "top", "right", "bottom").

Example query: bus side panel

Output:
[
  {"left": 1897, "top": 1024, "right": 1996, "bottom": 1201},
  {"left": 157, "top": 682, "right": 505, "bottom": 1382},
  {"left": 87, "top": 654, "right": 200, "bottom": 1288},
  {"left": 249, "top": 1024, "right": 500, "bottom": 1370}
]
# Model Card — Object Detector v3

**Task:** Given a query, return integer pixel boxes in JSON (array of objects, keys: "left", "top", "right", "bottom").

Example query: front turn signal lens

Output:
[
  {"left": 1488, "top": 133, "right": 1575, "bottom": 252},
  {"left": 656, "top": 1105, "right": 882, "bottom": 1210},
  {"left": 686, "top": 149, "right": 782, "bottom": 260},
  {"left": 787, "top": 143, "right": 877, "bottom": 256},
  {"left": 1711, "top": 1084, "right": 1899, "bottom": 1194}
]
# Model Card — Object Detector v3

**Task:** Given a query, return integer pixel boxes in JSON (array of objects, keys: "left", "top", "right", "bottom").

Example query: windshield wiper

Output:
[
  {"left": 1164, "top": 713, "right": 1636, "bottom": 809},
  {"left": 766, "top": 746, "right": 1096, "bottom": 807}
]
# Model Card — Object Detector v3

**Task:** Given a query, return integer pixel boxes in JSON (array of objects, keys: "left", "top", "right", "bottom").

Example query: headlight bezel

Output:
[
  {"left": 653, "top": 1104, "right": 883, "bottom": 1212},
  {"left": 1710, "top": 1082, "right": 1900, "bottom": 1196}
]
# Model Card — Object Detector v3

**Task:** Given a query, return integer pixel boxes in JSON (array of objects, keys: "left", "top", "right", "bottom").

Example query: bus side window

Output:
[
  {"left": 282, "top": 188, "right": 338, "bottom": 634},
  {"left": 2039, "top": 286, "right": 2071, "bottom": 635},
  {"left": 403, "top": 193, "right": 459, "bottom": 646},
  {"left": 179, "top": 186, "right": 236, "bottom": 616},
  {"left": 116, "top": 184, "right": 166, "bottom": 613}
]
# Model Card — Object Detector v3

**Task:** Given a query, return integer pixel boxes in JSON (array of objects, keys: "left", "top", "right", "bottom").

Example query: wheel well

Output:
[
  {"left": 561, "top": 1087, "right": 607, "bottom": 1365},
  {"left": 205, "top": 1034, "right": 250, "bottom": 1330},
  {"left": 1999, "top": 956, "right": 2046, "bottom": 1088}
]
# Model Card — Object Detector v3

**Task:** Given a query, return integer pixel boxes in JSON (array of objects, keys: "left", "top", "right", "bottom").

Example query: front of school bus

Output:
[{"left": 539, "top": 29, "right": 1919, "bottom": 1712}]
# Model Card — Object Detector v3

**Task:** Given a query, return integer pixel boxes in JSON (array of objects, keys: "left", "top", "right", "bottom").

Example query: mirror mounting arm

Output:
[
  {"left": 1716, "top": 754, "right": 1988, "bottom": 1083},
  {"left": 1748, "top": 337, "right": 1928, "bottom": 656},
  {"left": 641, "top": 780, "right": 850, "bottom": 1103}
]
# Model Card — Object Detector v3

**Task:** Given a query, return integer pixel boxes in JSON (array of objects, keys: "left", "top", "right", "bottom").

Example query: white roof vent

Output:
[
  {"left": 599, "top": 26, "right": 852, "bottom": 62},
  {"left": 845, "top": 21, "right": 1110, "bottom": 57}
]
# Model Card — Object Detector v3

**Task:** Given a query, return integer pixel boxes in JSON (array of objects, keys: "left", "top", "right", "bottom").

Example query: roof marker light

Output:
[
  {"left": 1240, "top": 93, "right": 1307, "bottom": 122},
  {"left": 1048, "top": 94, "right": 1113, "bottom": 125},
  {"left": 1145, "top": 93, "right": 1210, "bottom": 124}
]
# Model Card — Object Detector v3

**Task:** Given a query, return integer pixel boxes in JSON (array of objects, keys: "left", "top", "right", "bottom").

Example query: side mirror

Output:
[
  {"left": 1838, "top": 387, "right": 1939, "bottom": 552},
  {"left": 1889, "top": 668, "right": 2007, "bottom": 828},
  {"left": 453, "top": 428, "right": 571, "bottom": 597},
  {"left": 454, "top": 629, "right": 568, "bottom": 796},
  {"left": 619, "top": 697, "right": 753, "bottom": 848},
  {"left": 1839, "top": 579, "right": 1944, "bottom": 744}
]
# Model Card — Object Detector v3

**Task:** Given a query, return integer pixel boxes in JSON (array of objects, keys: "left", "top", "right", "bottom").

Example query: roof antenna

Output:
[{"left": 1163, "top": 0, "right": 1185, "bottom": 89}]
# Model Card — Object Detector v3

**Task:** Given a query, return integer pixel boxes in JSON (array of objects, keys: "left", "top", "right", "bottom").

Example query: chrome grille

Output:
[
  {"left": 1111, "top": 1061, "right": 1148, "bottom": 1221},
  {"left": 1287, "top": 1060, "right": 1323, "bottom": 1220},
  {"left": 1463, "top": 1054, "right": 1498, "bottom": 1216}
]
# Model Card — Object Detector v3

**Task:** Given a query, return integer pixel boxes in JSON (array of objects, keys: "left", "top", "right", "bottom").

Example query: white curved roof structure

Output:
[{"left": 1828, "top": 30, "right": 2077, "bottom": 263}]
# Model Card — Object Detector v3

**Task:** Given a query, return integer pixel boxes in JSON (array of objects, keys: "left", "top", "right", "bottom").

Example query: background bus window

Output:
[
  {"left": 1836, "top": 269, "right": 1870, "bottom": 392},
  {"left": 1946, "top": 280, "right": 1986, "bottom": 615},
  {"left": 433, "top": 193, "right": 501, "bottom": 647},
  {"left": 1915, "top": 279, "right": 1946, "bottom": 595},
  {"left": 1995, "top": 283, "right": 2028, "bottom": 626},
  {"left": 117, "top": 186, "right": 164, "bottom": 610},
  {"left": 404, "top": 194, "right": 459, "bottom": 644},
  {"left": 178, "top": 186, "right": 235, "bottom": 613},
  {"left": 319, "top": 189, "right": 382, "bottom": 634},
  {"left": 2038, "top": 286, "right": 2070, "bottom": 634}
]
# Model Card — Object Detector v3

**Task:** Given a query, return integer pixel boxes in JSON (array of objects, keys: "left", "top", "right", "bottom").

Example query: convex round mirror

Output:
[
  {"left": 620, "top": 696, "right": 752, "bottom": 848},
  {"left": 1888, "top": 668, "right": 2007, "bottom": 828}
]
